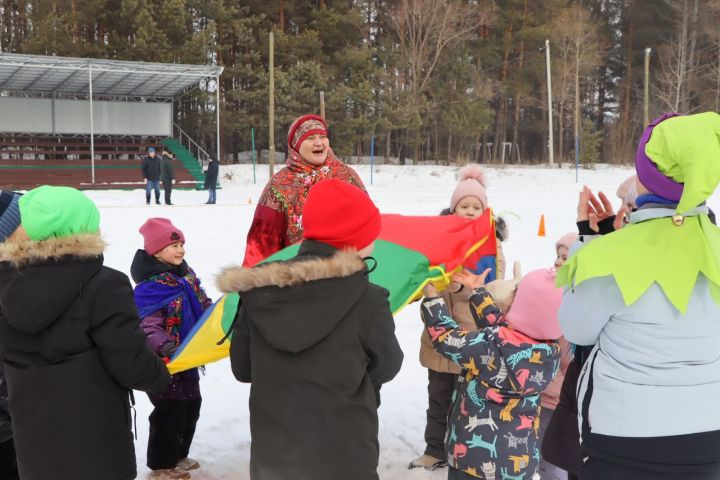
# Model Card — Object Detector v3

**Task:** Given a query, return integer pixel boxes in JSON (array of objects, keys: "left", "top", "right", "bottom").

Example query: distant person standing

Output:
[
  {"left": 204, "top": 157, "right": 219, "bottom": 205},
  {"left": 160, "top": 150, "right": 176, "bottom": 206},
  {"left": 142, "top": 147, "right": 162, "bottom": 205}
]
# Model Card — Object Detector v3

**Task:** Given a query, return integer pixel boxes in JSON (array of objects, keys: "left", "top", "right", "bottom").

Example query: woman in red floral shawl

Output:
[{"left": 242, "top": 114, "right": 366, "bottom": 267}]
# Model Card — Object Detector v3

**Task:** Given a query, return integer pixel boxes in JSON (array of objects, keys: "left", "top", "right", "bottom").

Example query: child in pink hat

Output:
[
  {"left": 131, "top": 218, "right": 213, "bottom": 480},
  {"left": 421, "top": 268, "right": 562, "bottom": 479}
]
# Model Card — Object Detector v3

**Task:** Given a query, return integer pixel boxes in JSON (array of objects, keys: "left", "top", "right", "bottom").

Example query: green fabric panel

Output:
[
  {"left": 264, "top": 240, "right": 438, "bottom": 313},
  {"left": 557, "top": 214, "right": 720, "bottom": 313},
  {"left": 369, "top": 240, "right": 437, "bottom": 313},
  {"left": 18, "top": 185, "right": 100, "bottom": 241},
  {"left": 220, "top": 292, "right": 241, "bottom": 335},
  {"left": 645, "top": 112, "right": 720, "bottom": 214}
]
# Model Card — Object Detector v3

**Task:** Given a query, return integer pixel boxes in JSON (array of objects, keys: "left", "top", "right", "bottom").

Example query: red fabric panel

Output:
[{"left": 378, "top": 210, "right": 496, "bottom": 271}]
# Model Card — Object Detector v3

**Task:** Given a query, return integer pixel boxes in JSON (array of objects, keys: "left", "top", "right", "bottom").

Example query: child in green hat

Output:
[{"left": 0, "top": 185, "right": 170, "bottom": 480}]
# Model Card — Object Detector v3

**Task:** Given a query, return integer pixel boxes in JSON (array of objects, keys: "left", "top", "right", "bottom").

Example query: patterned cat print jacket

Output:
[{"left": 421, "top": 289, "right": 560, "bottom": 480}]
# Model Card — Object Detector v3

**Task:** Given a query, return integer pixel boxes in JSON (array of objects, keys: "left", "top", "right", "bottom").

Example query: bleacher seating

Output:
[{"left": 0, "top": 135, "right": 203, "bottom": 190}]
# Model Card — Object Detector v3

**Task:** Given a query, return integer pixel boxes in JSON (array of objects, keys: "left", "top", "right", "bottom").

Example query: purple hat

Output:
[{"left": 635, "top": 112, "right": 683, "bottom": 201}]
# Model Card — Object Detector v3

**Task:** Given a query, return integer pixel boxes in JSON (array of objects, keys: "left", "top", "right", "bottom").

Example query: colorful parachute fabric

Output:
[
  {"left": 166, "top": 211, "right": 496, "bottom": 374},
  {"left": 166, "top": 293, "right": 239, "bottom": 374}
]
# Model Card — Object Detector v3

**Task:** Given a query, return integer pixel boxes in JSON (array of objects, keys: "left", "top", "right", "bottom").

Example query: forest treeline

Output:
[{"left": 1, "top": 0, "right": 719, "bottom": 164}]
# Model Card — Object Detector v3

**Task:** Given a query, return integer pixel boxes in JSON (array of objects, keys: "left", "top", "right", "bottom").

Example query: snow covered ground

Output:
[{"left": 87, "top": 163, "right": 646, "bottom": 479}]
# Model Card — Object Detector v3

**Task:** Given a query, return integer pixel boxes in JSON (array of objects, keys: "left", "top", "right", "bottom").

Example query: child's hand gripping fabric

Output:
[
  {"left": 485, "top": 261, "right": 521, "bottom": 313},
  {"left": 421, "top": 267, "right": 492, "bottom": 299}
]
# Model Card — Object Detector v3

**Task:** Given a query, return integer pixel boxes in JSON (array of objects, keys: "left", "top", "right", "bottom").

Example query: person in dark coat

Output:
[
  {"left": 160, "top": 150, "right": 176, "bottom": 205},
  {"left": 142, "top": 147, "right": 162, "bottom": 205},
  {"left": 219, "top": 179, "right": 403, "bottom": 480},
  {"left": 203, "top": 157, "right": 219, "bottom": 204},
  {"left": 0, "top": 186, "right": 171, "bottom": 480},
  {"left": 0, "top": 191, "right": 19, "bottom": 480}
]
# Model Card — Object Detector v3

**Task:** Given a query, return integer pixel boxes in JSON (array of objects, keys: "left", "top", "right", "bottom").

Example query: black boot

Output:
[{"left": 146, "top": 194, "right": 151, "bottom": 205}]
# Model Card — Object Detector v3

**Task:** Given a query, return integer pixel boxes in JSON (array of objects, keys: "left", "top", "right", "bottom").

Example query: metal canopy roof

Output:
[{"left": 0, "top": 53, "right": 223, "bottom": 99}]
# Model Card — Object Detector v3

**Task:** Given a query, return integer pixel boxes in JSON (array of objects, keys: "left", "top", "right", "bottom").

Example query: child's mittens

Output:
[
  {"left": 485, "top": 261, "right": 521, "bottom": 313},
  {"left": 159, "top": 341, "right": 179, "bottom": 358}
]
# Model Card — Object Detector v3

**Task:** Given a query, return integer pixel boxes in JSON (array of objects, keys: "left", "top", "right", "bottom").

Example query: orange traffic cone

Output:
[{"left": 538, "top": 214, "right": 546, "bottom": 237}]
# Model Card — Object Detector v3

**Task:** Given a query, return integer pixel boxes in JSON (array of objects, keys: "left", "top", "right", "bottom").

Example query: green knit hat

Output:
[
  {"left": 644, "top": 112, "right": 720, "bottom": 214},
  {"left": 18, "top": 186, "right": 100, "bottom": 241}
]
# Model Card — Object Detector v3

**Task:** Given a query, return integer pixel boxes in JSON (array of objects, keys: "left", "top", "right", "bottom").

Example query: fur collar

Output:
[
  {"left": 0, "top": 233, "right": 105, "bottom": 268},
  {"left": 217, "top": 249, "right": 366, "bottom": 293}
]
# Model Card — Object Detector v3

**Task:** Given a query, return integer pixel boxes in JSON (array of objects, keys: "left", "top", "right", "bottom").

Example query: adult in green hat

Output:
[
  {"left": 556, "top": 112, "right": 720, "bottom": 480},
  {"left": 0, "top": 185, "right": 170, "bottom": 480}
]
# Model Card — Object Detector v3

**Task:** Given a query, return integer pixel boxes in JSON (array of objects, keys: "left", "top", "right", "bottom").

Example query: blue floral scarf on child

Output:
[{"left": 134, "top": 268, "right": 210, "bottom": 343}]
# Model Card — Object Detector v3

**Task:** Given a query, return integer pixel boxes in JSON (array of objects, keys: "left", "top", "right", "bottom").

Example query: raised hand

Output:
[
  {"left": 577, "top": 186, "right": 626, "bottom": 233},
  {"left": 452, "top": 268, "right": 492, "bottom": 291}
]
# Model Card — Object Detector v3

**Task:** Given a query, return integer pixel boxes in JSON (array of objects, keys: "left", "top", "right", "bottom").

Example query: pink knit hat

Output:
[
  {"left": 450, "top": 164, "right": 488, "bottom": 212},
  {"left": 616, "top": 175, "right": 638, "bottom": 209},
  {"left": 139, "top": 218, "right": 185, "bottom": 255},
  {"left": 504, "top": 268, "right": 563, "bottom": 340},
  {"left": 555, "top": 232, "right": 578, "bottom": 254}
]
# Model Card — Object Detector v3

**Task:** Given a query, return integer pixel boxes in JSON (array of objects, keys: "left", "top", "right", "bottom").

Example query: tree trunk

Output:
[
  {"left": 620, "top": 20, "right": 634, "bottom": 154},
  {"left": 385, "top": 129, "right": 391, "bottom": 163},
  {"left": 398, "top": 130, "right": 406, "bottom": 165},
  {"left": 512, "top": 36, "right": 526, "bottom": 164},
  {"left": 493, "top": 25, "right": 513, "bottom": 161},
  {"left": 511, "top": 0, "right": 528, "bottom": 164},
  {"left": 596, "top": 64, "right": 607, "bottom": 130},
  {"left": 279, "top": 0, "right": 286, "bottom": 33},
  {"left": 716, "top": 35, "right": 720, "bottom": 112},
  {"left": 685, "top": 0, "right": 699, "bottom": 111},
  {"left": 447, "top": 132, "right": 452, "bottom": 164}
]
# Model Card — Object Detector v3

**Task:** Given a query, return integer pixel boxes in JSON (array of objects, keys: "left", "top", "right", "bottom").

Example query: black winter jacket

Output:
[
  {"left": 219, "top": 240, "right": 404, "bottom": 480},
  {"left": 204, "top": 159, "right": 219, "bottom": 189},
  {"left": 0, "top": 234, "right": 170, "bottom": 480},
  {"left": 160, "top": 155, "right": 175, "bottom": 184},
  {"left": 142, "top": 154, "right": 162, "bottom": 181},
  {"left": 0, "top": 364, "right": 10, "bottom": 443}
]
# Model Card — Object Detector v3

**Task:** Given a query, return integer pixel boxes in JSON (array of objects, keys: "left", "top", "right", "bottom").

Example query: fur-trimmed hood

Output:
[
  {"left": 0, "top": 233, "right": 105, "bottom": 268},
  {"left": 220, "top": 241, "right": 371, "bottom": 354},
  {"left": 217, "top": 249, "right": 366, "bottom": 293},
  {"left": 0, "top": 234, "right": 105, "bottom": 334}
]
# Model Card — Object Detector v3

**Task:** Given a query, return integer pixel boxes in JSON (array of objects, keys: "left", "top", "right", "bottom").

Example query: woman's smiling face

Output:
[{"left": 298, "top": 134, "right": 330, "bottom": 165}]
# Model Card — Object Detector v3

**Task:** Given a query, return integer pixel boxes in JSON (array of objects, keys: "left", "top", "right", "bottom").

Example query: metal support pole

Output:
[
  {"left": 545, "top": 39, "right": 555, "bottom": 166},
  {"left": 574, "top": 42, "right": 580, "bottom": 182},
  {"left": 216, "top": 74, "right": 221, "bottom": 165},
  {"left": 370, "top": 135, "right": 375, "bottom": 186},
  {"left": 89, "top": 63, "right": 95, "bottom": 184},
  {"left": 644, "top": 47, "right": 651, "bottom": 127},
  {"left": 269, "top": 31, "right": 276, "bottom": 176},
  {"left": 320, "top": 91, "right": 325, "bottom": 120},
  {"left": 251, "top": 127, "right": 256, "bottom": 184}
]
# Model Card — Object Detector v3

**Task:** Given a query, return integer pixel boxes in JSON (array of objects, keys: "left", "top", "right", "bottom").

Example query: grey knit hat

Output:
[{"left": 0, "top": 191, "right": 22, "bottom": 242}]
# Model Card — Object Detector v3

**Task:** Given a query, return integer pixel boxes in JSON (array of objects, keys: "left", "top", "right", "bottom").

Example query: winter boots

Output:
[
  {"left": 146, "top": 468, "right": 190, "bottom": 479},
  {"left": 146, "top": 458, "right": 200, "bottom": 479},
  {"left": 177, "top": 458, "right": 200, "bottom": 471},
  {"left": 408, "top": 454, "right": 447, "bottom": 471}
]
